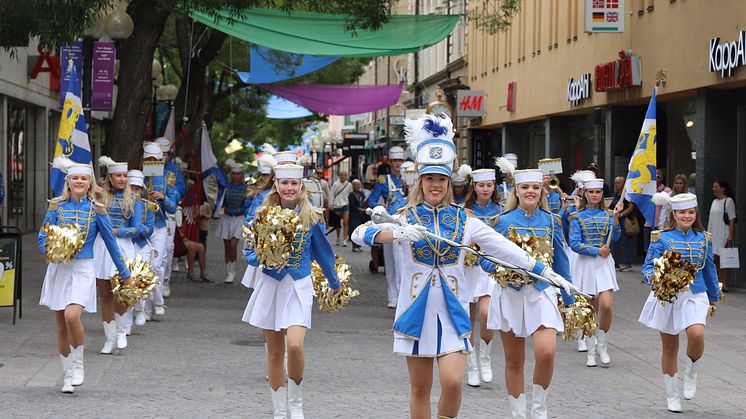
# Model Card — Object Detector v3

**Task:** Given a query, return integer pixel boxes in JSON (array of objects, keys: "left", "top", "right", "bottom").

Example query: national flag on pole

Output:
[
  {"left": 624, "top": 88, "right": 658, "bottom": 226},
  {"left": 51, "top": 59, "right": 92, "bottom": 196},
  {"left": 199, "top": 126, "right": 226, "bottom": 218}
]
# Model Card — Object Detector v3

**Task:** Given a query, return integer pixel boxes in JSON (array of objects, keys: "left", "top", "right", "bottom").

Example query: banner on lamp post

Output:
[
  {"left": 91, "top": 41, "right": 116, "bottom": 111},
  {"left": 59, "top": 40, "right": 84, "bottom": 109}
]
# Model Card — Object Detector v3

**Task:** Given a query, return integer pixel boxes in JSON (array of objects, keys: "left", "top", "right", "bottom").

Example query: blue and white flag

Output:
[
  {"left": 624, "top": 88, "right": 658, "bottom": 226},
  {"left": 200, "top": 126, "right": 226, "bottom": 218},
  {"left": 51, "top": 60, "right": 92, "bottom": 196}
]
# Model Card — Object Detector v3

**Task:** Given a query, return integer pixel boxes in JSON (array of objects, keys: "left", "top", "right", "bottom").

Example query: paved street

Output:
[{"left": 2, "top": 228, "right": 746, "bottom": 418}]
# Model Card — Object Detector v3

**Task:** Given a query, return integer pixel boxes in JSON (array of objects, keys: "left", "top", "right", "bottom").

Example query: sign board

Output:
[
  {"left": 567, "top": 73, "right": 591, "bottom": 106},
  {"left": 709, "top": 30, "right": 746, "bottom": 77},
  {"left": 143, "top": 161, "right": 165, "bottom": 177},
  {"left": 506, "top": 82, "right": 517, "bottom": 112},
  {"left": 456, "top": 90, "right": 485, "bottom": 117},
  {"left": 595, "top": 51, "right": 642, "bottom": 92},
  {"left": 584, "top": 0, "right": 625, "bottom": 33},
  {"left": 91, "top": 41, "right": 116, "bottom": 111},
  {"left": 389, "top": 115, "right": 405, "bottom": 126},
  {"left": 59, "top": 40, "right": 84, "bottom": 109},
  {"left": 0, "top": 236, "right": 18, "bottom": 307}
]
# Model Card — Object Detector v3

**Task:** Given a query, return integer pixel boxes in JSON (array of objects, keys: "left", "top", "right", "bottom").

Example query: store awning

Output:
[
  {"left": 262, "top": 83, "right": 403, "bottom": 116},
  {"left": 190, "top": 8, "right": 460, "bottom": 57},
  {"left": 236, "top": 46, "right": 339, "bottom": 85}
]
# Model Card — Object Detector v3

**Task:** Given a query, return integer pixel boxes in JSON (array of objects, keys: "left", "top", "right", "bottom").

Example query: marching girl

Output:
[
  {"left": 39, "top": 158, "right": 132, "bottom": 393},
  {"left": 451, "top": 165, "right": 471, "bottom": 206},
  {"left": 484, "top": 160, "right": 575, "bottom": 419},
  {"left": 352, "top": 115, "right": 574, "bottom": 419},
  {"left": 127, "top": 170, "right": 156, "bottom": 326},
  {"left": 240, "top": 152, "right": 276, "bottom": 290},
  {"left": 215, "top": 160, "right": 251, "bottom": 283},
  {"left": 639, "top": 193, "right": 720, "bottom": 413},
  {"left": 568, "top": 179, "right": 621, "bottom": 368},
  {"left": 94, "top": 157, "right": 142, "bottom": 354},
  {"left": 462, "top": 168, "right": 501, "bottom": 388},
  {"left": 242, "top": 164, "right": 341, "bottom": 419}
]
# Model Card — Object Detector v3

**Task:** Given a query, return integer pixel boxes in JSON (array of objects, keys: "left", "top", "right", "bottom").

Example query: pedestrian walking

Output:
[
  {"left": 707, "top": 179, "right": 737, "bottom": 292},
  {"left": 330, "top": 171, "right": 353, "bottom": 246},
  {"left": 39, "top": 158, "right": 132, "bottom": 394},
  {"left": 242, "top": 163, "right": 341, "bottom": 419},
  {"left": 215, "top": 161, "right": 251, "bottom": 284},
  {"left": 639, "top": 193, "right": 720, "bottom": 413},
  {"left": 348, "top": 179, "right": 367, "bottom": 253}
]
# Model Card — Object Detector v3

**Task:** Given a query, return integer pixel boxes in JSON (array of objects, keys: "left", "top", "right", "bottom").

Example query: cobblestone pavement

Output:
[{"left": 2, "top": 229, "right": 746, "bottom": 418}]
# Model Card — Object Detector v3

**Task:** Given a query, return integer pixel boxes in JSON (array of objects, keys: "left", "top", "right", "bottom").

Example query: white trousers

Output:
[
  {"left": 383, "top": 243, "right": 399, "bottom": 302},
  {"left": 163, "top": 218, "right": 176, "bottom": 285},
  {"left": 149, "top": 226, "right": 168, "bottom": 306}
]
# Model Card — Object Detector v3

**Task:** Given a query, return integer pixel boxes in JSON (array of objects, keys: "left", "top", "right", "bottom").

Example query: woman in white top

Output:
[
  {"left": 330, "top": 171, "right": 353, "bottom": 246},
  {"left": 707, "top": 179, "right": 737, "bottom": 292}
]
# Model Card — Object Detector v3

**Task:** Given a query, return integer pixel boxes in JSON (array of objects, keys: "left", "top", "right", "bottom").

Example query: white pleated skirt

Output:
[
  {"left": 565, "top": 243, "right": 579, "bottom": 270},
  {"left": 571, "top": 253, "right": 619, "bottom": 295},
  {"left": 472, "top": 269, "right": 496, "bottom": 301},
  {"left": 40, "top": 259, "right": 97, "bottom": 312},
  {"left": 241, "top": 264, "right": 259, "bottom": 289},
  {"left": 242, "top": 272, "right": 314, "bottom": 331},
  {"left": 487, "top": 285, "right": 564, "bottom": 338},
  {"left": 215, "top": 214, "right": 244, "bottom": 240},
  {"left": 93, "top": 235, "right": 136, "bottom": 279},
  {"left": 393, "top": 284, "right": 472, "bottom": 358},
  {"left": 639, "top": 290, "right": 709, "bottom": 335}
]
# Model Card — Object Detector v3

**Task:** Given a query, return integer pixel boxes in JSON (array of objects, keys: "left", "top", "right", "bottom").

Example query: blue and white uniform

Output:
[
  {"left": 92, "top": 190, "right": 142, "bottom": 279},
  {"left": 215, "top": 181, "right": 251, "bottom": 240},
  {"left": 639, "top": 229, "right": 720, "bottom": 335},
  {"left": 483, "top": 208, "right": 575, "bottom": 337},
  {"left": 241, "top": 187, "right": 272, "bottom": 289},
  {"left": 39, "top": 197, "right": 132, "bottom": 312},
  {"left": 146, "top": 172, "right": 178, "bottom": 306},
  {"left": 466, "top": 200, "right": 501, "bottom": 302},
  {"left": 547, "top": 191, "right": 562, "bottom": 215},
  {"left": 569, "top": 208, "right": 621, "bottom": 295}
]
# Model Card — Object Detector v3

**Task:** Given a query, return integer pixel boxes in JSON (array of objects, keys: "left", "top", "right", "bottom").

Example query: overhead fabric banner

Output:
[
  {"left": 266, "top": 95, "right": 314, "bottom": 119},
  {"left": 236, "top": 46, "right": 339, "bottom": 84},
  {"left": 262, "top": 84, "right": 403, "bottom": 116},
  {"left": 190, "top": 8, "right": 460, "bottom": 57}
]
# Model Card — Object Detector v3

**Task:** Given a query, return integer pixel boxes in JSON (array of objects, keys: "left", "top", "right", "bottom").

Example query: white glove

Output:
[
  {"left": 543, "top": 269, "right": 577, "bottom": 296},
  {"left": 370, "top": 206, "right": 390, "bottom": 224},
  {"left": 392, "top": 224, "right": 427, "bottom": 243}
]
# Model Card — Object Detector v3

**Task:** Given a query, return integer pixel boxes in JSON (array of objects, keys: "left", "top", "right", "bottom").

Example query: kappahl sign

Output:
[
  {"left": 709, "top": 31, "right": 746, "bottom": 77},
  {"left": 567, "top": 74, "right": 591, "bottom": 106}
]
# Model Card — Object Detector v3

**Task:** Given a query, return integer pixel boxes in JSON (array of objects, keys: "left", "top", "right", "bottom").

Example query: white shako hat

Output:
[
  {"left": 405, "top": 114, "right": 457, "bottom": 177},
  {"left": 230, "top": 163, "right": 244, "bottom": 173},
  {"left": 53, "top": 156, "right": 94, "bottom": 178},
  {"left": 274, "top": 150, "right": 297, "bottom": 165},
  {"left": 274, "top": 164, "right": 304, "bottom": 179},
  {"left": 653, "top": 192, "right": 698, "bottom": 211},
  {"left": 388, "top": 146, "right": 406, "bottom": 161},
  {"left": 584, "top": 178, "right": 605, "bottom": 189},
  {"left": 257, "top": 153, "right": 277, "bottom": 175},
  {"left": 570, "top": 170, "right": 596, "bottom": 188},
  {"left": 503, "top": 153, "right": 518, "bottom": 168},
  {"left": 471, "top": 168, "right": 496, "bottom": 183},
  {"left": 513, "top": 169, "right": 544, "bottom": 185},
  {"left": 143, "top": 142, "right": 163, "bottom": 160},
  {"left": 98, "top": 156, "right": 128, "bottom": 174},
  {"left": 154, "top": 137, "right": 173, "bottom": 153},
  {"left": 401, "top": 161, "right": 416, "bottom": 172},
  {"left": 452, "top": 164, "right": 472, "bottom": 186},
  {"left": 127, "top": 170, "right": 145, "bottom": 188}
]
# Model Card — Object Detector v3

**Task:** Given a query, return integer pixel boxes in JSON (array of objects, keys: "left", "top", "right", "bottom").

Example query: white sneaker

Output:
[
  {"left": 163, "top": 284, "right": 171, "bottom": 298},
  {"left": 387, "top": 300, "right": 397, "bottom": 309},
  {"left": 154, "top": 305, "right": 166, "bottom": 316},
  {"left": 224, "top": 272, "right": 235, "bottom": 284},
  {"left": 342, "top": 239, "right": 348, "bottom": 247},
  {"left": 135, "top": 311, "right": 147, "bottom": 326},
  {"left": 172, "top": 262, "right": 180, "bottom": 272}
]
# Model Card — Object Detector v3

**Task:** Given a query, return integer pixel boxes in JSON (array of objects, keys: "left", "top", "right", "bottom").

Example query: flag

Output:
[
  {"left": 199, "top": 126, "right": 226, "bottom": 218},
  {"left": 606, "top": 0, "right": 620, "bottom": 8},
  {"left": 163, "top": 106, "right": 175, "bottom": 143},
  {"left": 624, "top": 88, "right": 658, "bottom": 226},
  {"left": 592, "top": 12, "right": 605, "bottom": 22},
  {"left": 51, "top": 59, "right": 92, "bottom": 196},
  {"left": 606, "top": 12, "right": 619, "bottom": 22},
  {"left": 593, "top": 0, "right": 604, "bottom": 8}
]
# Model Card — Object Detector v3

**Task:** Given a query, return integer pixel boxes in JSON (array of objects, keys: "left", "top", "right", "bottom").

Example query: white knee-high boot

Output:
[
  {"left": 70, "top": 345, "right": 84, "bottom": 386},
  {"left": 101, "top": 321, "right": 116, "bottom": 354},
  {"left": 59, "top": 353, "right": 74, "bottom": 394},
  {"left": 271, "top": 386, "right": 288, "bottom": 419},
  {"left": 683, "top": 358, "right": 700, "bottom": 400},
  {"left": 663, "top": 373, "right": 682, "bottom": 412},
  {"left": 509, "top": 394, "right": 527, "bottom": 419},
  {"left": 531, "top": 384, "right": 549, "bottom": 419},
  {"left": 466, "top": 349, "right": 480, "bottom": 387},
  {"left": 478, "top": 339, "right": 493, "bottom": 382},
  {"left": 288, "top": 379, "right": 304, "bottom": 419}
]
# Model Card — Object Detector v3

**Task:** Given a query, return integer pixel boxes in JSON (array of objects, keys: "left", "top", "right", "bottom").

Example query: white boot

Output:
[
  {"left": 70, "top": 345, "right": 84, "bottom": 386},
  {"left": 509, "top": 393, "right": 527, "bottom": 419},
  {"left": 288, "top": 379, "right": 304, "bottom": 419},
  {"left": 59, "top": 353, "right": 74, "bottom": 394},
  {"left": 663, "top": 373, "right": 682, "bottom": 412},
  {"left": 101, "top": 321, "right": 116, "bottom": 354},
  {"left": 596, "top": 329, "right": 610, "bottom": 367},
  {"left": 586, "top": 335, "right": 597, "bottom": 367},
  {"left": 135, "top": 309, "right": 147, "bottom": 326},
  {"left": 466, "top": 350, "right": 480, "bottom": 387},
  {"left": 577, "top": 336, "right": 588, "bottom": 352},
  {"left": 271, "top": 386, "right": 288, "bottom": 419},
  {"left": 530, "top": 384, "right": 548, "bottom": 419},
  {"left": 478, "top": 339, "right": 493, "bottom": 383},
  {"left": 225, "top": 262, "right": 235, "bottom": 283},
  {"left": 114, "top": 313, "right": 128, "bottom": 350},
  {"left": 683, "top": 358, "right": 700, "bottom": 400}
]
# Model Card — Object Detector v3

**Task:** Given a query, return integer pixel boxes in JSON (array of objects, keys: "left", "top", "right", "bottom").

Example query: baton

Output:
[{"left": 365, "top": 208, "right": 590, "bottom": 299}]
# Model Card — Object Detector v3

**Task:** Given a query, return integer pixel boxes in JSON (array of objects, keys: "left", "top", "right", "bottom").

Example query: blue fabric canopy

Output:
[
  {"left": 236, "top": 46, "right": 339, "bottom": 85},
  {"left": 265, "top": 95, "right": 313, "bottom": 119}
]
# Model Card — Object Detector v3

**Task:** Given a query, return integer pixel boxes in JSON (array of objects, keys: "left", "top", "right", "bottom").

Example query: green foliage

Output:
[{"left": 467, "top": 0, "right": 521, "bottom": 34}]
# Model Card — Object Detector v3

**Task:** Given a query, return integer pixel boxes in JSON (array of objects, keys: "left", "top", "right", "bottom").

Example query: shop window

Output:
[{"left": 7, "top": 105, "right": 27, "bottom": 230}]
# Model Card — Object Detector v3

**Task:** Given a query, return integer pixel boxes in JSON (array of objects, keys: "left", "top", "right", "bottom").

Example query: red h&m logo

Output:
[{"left": 458, "top": 95, "right": 483, "bottom": 112}]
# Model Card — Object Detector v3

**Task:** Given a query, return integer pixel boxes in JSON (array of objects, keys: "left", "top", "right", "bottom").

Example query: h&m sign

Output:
[
  {"left": 594, "top": 50, "right": 642, "bottom": 92},
  {"left": 709, "top": 31, "right": 746, "bottom": 78},
  {"left": 567, "top": 73, "right": 591, "bottom": 106},
  {"left": 456, "top": 90, "right": 485, "bottom": 117}
]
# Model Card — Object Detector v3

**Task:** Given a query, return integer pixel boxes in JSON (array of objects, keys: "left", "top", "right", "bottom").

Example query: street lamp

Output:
[{"left": 103, "top": 9, "right": 134, "bottom": 40}]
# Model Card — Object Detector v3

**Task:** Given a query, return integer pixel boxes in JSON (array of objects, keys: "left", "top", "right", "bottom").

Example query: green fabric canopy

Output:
[{"left": 190, "top": 8, "right": 460, "bottom": 57}]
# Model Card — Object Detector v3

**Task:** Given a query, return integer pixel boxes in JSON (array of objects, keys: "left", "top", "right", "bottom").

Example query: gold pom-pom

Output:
[
  {"left": 111, "top": 255, "right": 160, "bottom": 309},
  {"left": 652, "top": 250, "right": 696, "bottom": 305},
  {"left": 491, "top": 230, "right": 554, "bottom": 288},
  {"left": 709, "top": 283, "right": 725, "bottom": 317},
  {"left": 42, "top": 223, "right": 85, "bottom": 264},
  {"left": 463, "top": 243, "right": 480, "bottom": 267},
  {"left": 558, "top": 295, "right": 598, "bottom": 340},
  {"left": 311, "top": 255, "right": 360, "bottom": 313},
  {"left": 246, "top": 206, "right": 303, "bottom": 270}
]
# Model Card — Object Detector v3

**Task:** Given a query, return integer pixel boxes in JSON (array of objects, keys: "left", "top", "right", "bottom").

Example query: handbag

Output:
[
  {"left": 723, "top": 197, "right": 738, "bottom": 225},
  {"left": 719, "top": 246, "right": 740, "bottom": 269},
  {"left": 624, "top": 215, "right": 640, "bottom": 237}
]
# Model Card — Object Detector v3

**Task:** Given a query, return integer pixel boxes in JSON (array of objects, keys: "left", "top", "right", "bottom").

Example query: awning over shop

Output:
[
  {"left": 265, "top": 95, "right": 314, "bottom": 119},
  {"left": 236, "top": 46, "right": 339, "bottom": 85},
  {"left": 262, "top": 83, "right": 403, "bottom": 116},
  {"left": 190, "top": 8, "right": 460, "bottom": 57}
]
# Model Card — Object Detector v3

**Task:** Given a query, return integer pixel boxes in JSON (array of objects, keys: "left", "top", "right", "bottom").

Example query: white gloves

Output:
[
  {"left": 370, "top": 206, "right": 390, "bottom": 224},
  {"left": 543, "top": 269, "right": 578, "bottom": 296},
  {"left": 392, "top": 224, "right": 428, "bottom": 243}
]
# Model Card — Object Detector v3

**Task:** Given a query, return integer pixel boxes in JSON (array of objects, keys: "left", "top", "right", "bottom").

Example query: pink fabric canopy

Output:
[{"left": 261, "top": 84, "right": 403, "bottom": 116}]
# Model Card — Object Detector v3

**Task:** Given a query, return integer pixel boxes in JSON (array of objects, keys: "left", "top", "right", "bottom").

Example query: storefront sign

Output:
[
  {"left": 506, "top": 82, "right": 516, "bottom": 112},
  {"left": 594, "top": 50, "right": 642, "bottom": 92},
  {"left": 457, "top": 90, "right": 485, "bottom": 117},
  {"left": 91, "top": 41, "right": 116, "bottom": 111},
  {"left": 0, "top": 235, "right": 18, "bottom": 308},
  {"left": 584, "top": 0, "right": 625, "bottom": 33},
  {"left": 389, "top": 115, "right": 405, "bottom": 126},
  {"left": 709, "top": 31, "right": 746, "bottom": 77},
  {"left": 59, "top": 40, "right": 84, "bottom": 109},
  {"left": 567, "top": 73, "right": 591, "bottom": 106}
]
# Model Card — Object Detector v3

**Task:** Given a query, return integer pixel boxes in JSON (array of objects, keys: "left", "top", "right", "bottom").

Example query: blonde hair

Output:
[
  {"left": 48, "top": 175, "right": 106, "bottom": 213},
  {"left": 662, "top": 206, "right": 705, "bottom": 232},
  {"left": 249, "top": 173, "right": 274, "bottom": 198},
  {"left": 406, "top": 175, "right": 455, "bottom": 207},
  {"left": 261, "top": 181, "right": 320, "bottom": 228},
  {"left": 102, "top": 172, "right": 135, "bottom": 218},
  {"left": 502, "top": 183, "right": 550, "bottom": 212}
]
